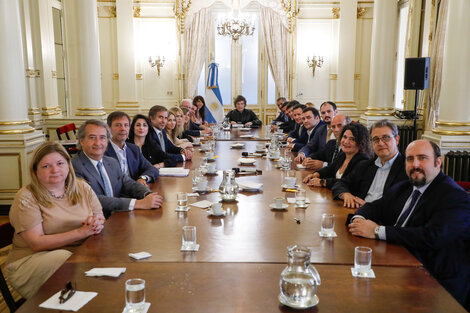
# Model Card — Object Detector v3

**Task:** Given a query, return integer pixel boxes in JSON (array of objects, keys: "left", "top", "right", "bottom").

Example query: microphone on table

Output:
[{"left": 232, "top": 167, "right": 262, "bottom": 175}]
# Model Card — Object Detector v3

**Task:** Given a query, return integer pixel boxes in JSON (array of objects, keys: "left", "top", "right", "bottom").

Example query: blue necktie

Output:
[
  {"left": 396, "top": 190, "right": 421, "bottom": 227},
  {"left": 97, "top": 161, "right": 113, "bottom": 197}
]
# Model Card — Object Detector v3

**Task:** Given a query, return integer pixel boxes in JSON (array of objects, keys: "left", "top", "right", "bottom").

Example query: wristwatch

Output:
[
  {"left": 139, "top": 175, "right": 149, "bottom": 182},
  {"left": 374, "top": 226, "right": 380, "bottom": 239}
]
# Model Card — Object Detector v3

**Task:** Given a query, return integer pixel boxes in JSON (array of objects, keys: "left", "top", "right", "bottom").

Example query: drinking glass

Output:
[
  {"left": 192, "top": 168, "right": 204, "bottom": 187},
  {"left": 354, "top": 246, "right": 372, "bottom": 274},
  {"left": 321, "top": 213, "right": 335, "bottom": 235},
  {"left": 125, "top": 278, "right": 145, "bottom": 313},
  {"left": 295, "top": 189, "right": 307, "bottom": 207},
  {"left": 176, "top": 192, "right": 188, "bottom": 210},
  {"left": 182, "top": 226, "right": 197, "bottom": 249}
]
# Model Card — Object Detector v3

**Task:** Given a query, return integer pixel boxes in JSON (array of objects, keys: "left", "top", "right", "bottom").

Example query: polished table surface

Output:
[
  {"left": 18, "top": 136, "right": 466, "bottom": 312},
  {"left": 18, "top": 262, "right": 466, "bottom": 313}
]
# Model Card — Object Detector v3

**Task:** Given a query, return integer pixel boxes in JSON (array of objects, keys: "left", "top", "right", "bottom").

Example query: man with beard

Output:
[
  {"left": 286, "top": 104, "right": 307, "bottom": 152},
  {"left": 348, "top": 140, "right": 470, "bottom": 310}
]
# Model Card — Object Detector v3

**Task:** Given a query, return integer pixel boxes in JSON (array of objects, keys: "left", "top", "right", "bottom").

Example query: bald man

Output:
[{"left": 348, "top": 140, "right": 470, "bottom": 310}]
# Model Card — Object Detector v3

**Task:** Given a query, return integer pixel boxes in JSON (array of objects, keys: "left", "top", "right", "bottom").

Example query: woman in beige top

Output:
[
  {"left": 165, "top": 110, "right": 193, "bottom": 149},
  {"left": 5, "top": 142, "right": 105, "bottom": 299}
]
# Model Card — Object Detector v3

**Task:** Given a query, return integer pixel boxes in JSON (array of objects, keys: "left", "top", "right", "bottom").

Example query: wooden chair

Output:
[
  {"left": 0, "top": 222, "right": 24, "bottom": 312},
  {"left": 56, "top": 123, "right": 78, "bottom": 155}
]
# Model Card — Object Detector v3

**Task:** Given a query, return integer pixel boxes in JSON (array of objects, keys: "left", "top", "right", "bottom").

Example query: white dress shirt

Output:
[{"left": 364, "top": 153, "right": 399, "bottom": 203}]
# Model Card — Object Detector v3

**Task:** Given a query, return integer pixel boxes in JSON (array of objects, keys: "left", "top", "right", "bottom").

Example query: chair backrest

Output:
[
  {"left": 0, "top": 222, "right": 21, "bottom": 312},
  {"left": 56, "top": 123, "right": 77, "bottom": 140}
]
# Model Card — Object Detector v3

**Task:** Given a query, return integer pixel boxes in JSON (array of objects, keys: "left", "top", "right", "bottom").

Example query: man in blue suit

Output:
[
  {"left": 149, "top": 105, "right": 192, "bottom": 163},
  {"left": 348, "top": 140, "right": 470, "bottom": 310},
  {"left": 72, "top": 120, "right": 164, "bottom": 218},
  {"left": 104, "top": 111, "right": 158, "bottom": 186},
  {"left": 286, "top": 104, "right": 307, "bottom": 152}
]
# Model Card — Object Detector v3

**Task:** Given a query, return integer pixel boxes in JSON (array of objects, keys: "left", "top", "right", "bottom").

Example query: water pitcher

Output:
[{"left": 218, "top": 170, "right": 239, "bottom": 201}]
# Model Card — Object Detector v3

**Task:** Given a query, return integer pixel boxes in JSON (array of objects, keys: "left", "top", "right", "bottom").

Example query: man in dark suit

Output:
[
  {"left": 279, "top": 101, "right": 296, "bottom": 133},
  {"left": 270, "top": 97, "right": 287, "bottom": 125},
  {"left": 149, "top": 105, "right": 192, "bottom": 163},
  {"left": 302, "top": 114, "right": 350, "bottom": 169},
  {"left": 72, "top": 120, "right": 164, "bottom": 218},
  {"left": 332, "top": 120, "right": 408, "bottom": 208},
  {"left": 295, "top": 101, "right": 338, "bottom": 163},
  {"left": 286, "top": 104, "right": 307, "bottom": 152},
  {"left": 348, "top": 140, "right": 470, "bottom": 310},
  {"left": 104, "top": 111, "right": 158, "bottom": 186}
]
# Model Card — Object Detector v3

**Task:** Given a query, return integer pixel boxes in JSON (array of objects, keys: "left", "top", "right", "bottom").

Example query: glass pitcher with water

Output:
[
  {"left": 268, "top": 136, "right": 281, "bottom": 159},
  {"left": 222, "top": 117, "right": 231, "bottom": 130},
  {"left": 219, "top": 170, "right": 239, "bottom": 201},
  {"left": 279, "top": 245, "right": 321, "bottom": 308}
]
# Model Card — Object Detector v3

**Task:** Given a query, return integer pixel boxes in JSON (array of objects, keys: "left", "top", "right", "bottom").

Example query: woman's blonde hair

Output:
[
  {"left": 169, "top": 106, "right": 185, "bottom": 138},
  {"left": 181, "top": 107, "right": 191, "bottom": 130},
  {"left": 28, "top": 142, "right": 81, "bottom": 207},
  {"left": 165, "top": 110, "right": 178, "bottom": 143}
]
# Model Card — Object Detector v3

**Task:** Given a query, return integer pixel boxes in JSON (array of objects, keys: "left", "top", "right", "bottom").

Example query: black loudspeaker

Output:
[{"left": 404, "top": 57, "right": 430, "bottom": 90}]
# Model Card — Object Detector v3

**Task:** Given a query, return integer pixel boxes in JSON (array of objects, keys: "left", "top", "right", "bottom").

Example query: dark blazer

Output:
[
  {"left": 271, "top": 111, "right": 288, "bottom": 125},
  {"left": 280, "top": 118, "right": 295, "bottom": 133},
  {"left": 288, "top": 124, "right": 308, "bottom": 152},
  {"left": 310, "top": 139, "right": 338, "bottom": 164},
  {"left": 316, "top": 152, "right": 370, "bottom": 189},
  {"left": 105, "top": 142, "right": 159, "bottom": 182},
  {"left": 352, "top": 173, "right": 470, "bottom": 308},
  {"left": 151, "top": 128, "right": 184, "bottom": 162},
  {"left": 72, "top": 151, "right": 151, "bottom": 218},
  {"left": 298, "top": 121, "right": 327, "bottom": 156},
  {"left": 332, "top": 153, "right": 407, "bottom": 200},
  {"left": 225, "top": 109, "right": 262, "bottom": 127}
]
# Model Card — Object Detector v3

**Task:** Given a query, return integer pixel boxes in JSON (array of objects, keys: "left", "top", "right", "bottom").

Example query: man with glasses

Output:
[{"left": 332, "top": 120, "right": 407, "bottom": 208}]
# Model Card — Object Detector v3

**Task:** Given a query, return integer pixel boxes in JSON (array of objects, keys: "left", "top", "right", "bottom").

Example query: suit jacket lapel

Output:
[
  {"left": 80, "top": 152, "right": 105, "bottom": 192},
  {"left": 125, "top": 146, "right": 136, "bottom": 178},
  {"left": 384, "top": 153, "right": 403, "bottom": 191}
]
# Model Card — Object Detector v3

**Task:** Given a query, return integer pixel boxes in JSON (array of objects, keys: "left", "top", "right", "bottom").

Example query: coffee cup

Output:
[
  {"left": 274, "top": 196, "right": 284, "bottom": 208},
  {"left": 201, "top": 143, "right": 209, "bottom": 151},
  {"left": 193, "top": 137, "right": 201, "bottom": 144},
  {"left": 284, "top": 177, "right": 296, "bottom": 188},
  {"left": 196, "top": 178, "right": 208, "bottom": 191},
  {"left": 211, "top": 203, "right": 223, "bottom": 215},
  {"left": 207, "top": 162, "right": 216, "bottom": 173},
  {"left": 256, "top": 143, "right": 265, "bottom": 151}
]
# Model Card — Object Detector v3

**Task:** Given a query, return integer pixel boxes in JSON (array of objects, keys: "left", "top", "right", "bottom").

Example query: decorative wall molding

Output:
[{"left": 332, "top": 7, "right": 340, "bottom": 19}]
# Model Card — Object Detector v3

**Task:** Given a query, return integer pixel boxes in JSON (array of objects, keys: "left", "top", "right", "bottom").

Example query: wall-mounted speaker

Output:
[{"left": 404, "top": 57, "right": 430, "bottom": 90}]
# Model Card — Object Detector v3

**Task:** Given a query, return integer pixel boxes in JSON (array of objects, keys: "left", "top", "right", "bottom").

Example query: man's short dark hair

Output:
[
  {"left": 234, "top": 95, "right": 247, "bottom": 107},
  {"left": 276, "top": 97, "right": 286, "bottom": 103},
  {"left": 107, "top": 111, "right": 130, "bottom": 127},
  {"left": 370, "top": 119, "right": 398, "bottom": 137},
  {"left": 302, "top": 107, "right": 320, "bottom": 118},
  {"left": 428, "top": 140, "right": 442, "bottom": 166},
  {"left": 293, "top": 104, "right": 306, "bottom": 111},
  {"left": 320, "top": 101, "right": 337, "bottom": 111},
  {"left": 148, "top": 105, "right": 168, "bottom": 119},
  {"left": 285, "top": 102, "right": 295, "bottom": 111}
]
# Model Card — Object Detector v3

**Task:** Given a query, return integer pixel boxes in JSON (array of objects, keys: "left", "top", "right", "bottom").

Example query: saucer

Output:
[
  {"left": 278, "top": 294, "right": 319, "bottom": 309},
  {"left": 206, "top": 209, "right": 226, "bottom": 216},
  {"left": 231, "top": 143, "right": 245, "bottom": 149},
  {"left": 269, "top": 203, "right": 288, "bottom": 210},
  {"left": 238, "top": 158, "right": 256, "bottom": 165},
  {"left": 240, "top": 134, "right": 254, "bottom": 138},
  {"left": 318, "top": 231, "right": 338, "bottom": 238},
  {"left": 295, "top": 203, "right": 309, "bottom": 208}
]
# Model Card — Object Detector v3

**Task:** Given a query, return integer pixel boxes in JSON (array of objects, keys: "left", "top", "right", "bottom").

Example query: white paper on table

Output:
[
  {"left": 85, "top": 267, "right": 126, "bottom": 277},
  {"left": 39, "top": 291, "right": 97, "bottom": 312},
  {"left": 232, "top": 124, "right": 243, "bottom": 128},
  {"left": 158, "top": 168, "right": 190, "bottom": 177},
  {"left": 287, "top": 198, "right": 311, "bottom": 204},
  {"left": 122, "top": 302, "right": 151, "bottom": 313},
  {"left": 189, "top": 200, "right": 213, "bottom": 208},
  {"left": 180, "top": 244, "right": 200, "bottom": 252},
  {"left": 351, "top": 268, "right": 376, "bottom": 278},
  {"left": 238, "top": 182, "right": 263, "bottom": 190},
  {"left": 129, "top": 252, "right": 152, "bottom": 260},
  {"left": 187, "top": 193, "right": 199, "bottom": 197}
]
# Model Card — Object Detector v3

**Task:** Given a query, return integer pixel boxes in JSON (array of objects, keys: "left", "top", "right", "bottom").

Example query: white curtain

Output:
[
  {"left": 183, "top": 8, "right": 211, "bottom": 98},
  {"left": 426, "top": 0, "right": 448, "bottom": 131},
  {"left": 259, "top": 5, "right": 290, "bottom": 98}
]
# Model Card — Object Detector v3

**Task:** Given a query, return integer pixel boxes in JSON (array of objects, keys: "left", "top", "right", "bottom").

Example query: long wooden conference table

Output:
[{"left": 18, "top": 129, "right": 467, "bottom": 312}]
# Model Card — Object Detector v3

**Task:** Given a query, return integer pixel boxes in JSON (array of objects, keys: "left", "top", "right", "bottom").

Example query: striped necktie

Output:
[{"left": 97, "top": 161, "right": 113, "bottom": 197}]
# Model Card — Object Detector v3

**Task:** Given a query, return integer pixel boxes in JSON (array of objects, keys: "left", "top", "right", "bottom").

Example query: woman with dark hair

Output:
[
  {"left": 225, "top": 95, "right": 262, "bottom": 127},
  {"left": 128, "top": 114, "right": 177, "bottom": 168},
  {"left": 6, "top": 142, "right": 104, "bottom": 299},
  {"left": 303, "top": 123, "right": 372, "bottom": 189},
  {"left": 193, "top": 95, "right": 207, "bottom": 126}
]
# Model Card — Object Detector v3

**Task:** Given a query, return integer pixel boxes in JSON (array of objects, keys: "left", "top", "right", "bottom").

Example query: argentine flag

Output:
[{"left": 204, "top": 62, "right": 224, "bottom": 124}]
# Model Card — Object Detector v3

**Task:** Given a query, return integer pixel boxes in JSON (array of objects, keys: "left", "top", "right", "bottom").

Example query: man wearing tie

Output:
[
  {"left": 72, "top": 120, "right": 163, "bottom": 218},
  {"left": 104, "top": 111, "right": 159, "bottom": 186},
  {"left": 348, "top": 140, "right": 470, "bottom": 310},
  {"left": 148, "top": 105, "right": 192, "bottom": 163}
]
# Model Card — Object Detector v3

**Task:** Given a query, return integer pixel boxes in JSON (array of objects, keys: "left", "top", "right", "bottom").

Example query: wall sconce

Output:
[
  {"left": 307, "top": 56, "right": 324, "bottom": 76},
  {"left": 148, "top": 56, "right": 165, "bottom": 76}
]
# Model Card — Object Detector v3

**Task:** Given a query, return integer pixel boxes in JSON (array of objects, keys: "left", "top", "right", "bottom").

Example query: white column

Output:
[
  {"left": 0, "top": 0, "right": 34, "bottom": 134},
  {"left": 116, "top": 0, "right": 139, "bottom": 112},
  {"left": 65, "top": 0, "right": 105, "bottom": 117},
  {"left": 336, "top": 0, "right": 357, "bottom": 109},
  {"left": 0, "top": 0, "right": 45, "bottom": 204},
  {"left": 361, "top": 0, "right": 397, "bottom": 124},
  {"left": 424, "top": 0, "right": 470, "bottom": 152}
]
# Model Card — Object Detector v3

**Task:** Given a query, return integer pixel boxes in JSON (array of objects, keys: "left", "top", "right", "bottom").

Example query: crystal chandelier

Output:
[{"left": 217, "top": 17, "right": 255, "bottom": 41}]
